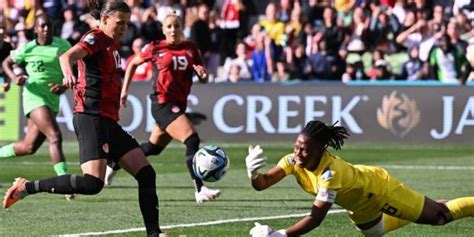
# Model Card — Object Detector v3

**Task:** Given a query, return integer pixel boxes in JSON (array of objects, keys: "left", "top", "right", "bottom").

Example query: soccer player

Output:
[
  {"left": 246, "top": 120, "right": 474, "bottom": 237},
  {"left": 0, "top": 14, "right": 72, "bottom": 189},
  {"left": 3, "top": 1, "right": 162, "bottom": 236},
  {"left": 113, "top": 11, "right": 220, "bottom": 204}
]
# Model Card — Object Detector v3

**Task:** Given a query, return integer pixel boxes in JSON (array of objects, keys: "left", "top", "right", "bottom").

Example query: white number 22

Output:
[{"left": 172, "top": 56, "right": 188, "bottom": 71}]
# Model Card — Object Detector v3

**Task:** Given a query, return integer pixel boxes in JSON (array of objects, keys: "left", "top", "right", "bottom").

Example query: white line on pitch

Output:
[
  {"left": 56, "top": 209, "right": 346, "bottom": 236},
  {"left": 9, "top": 162, "right": 474, "bottom": 170}
]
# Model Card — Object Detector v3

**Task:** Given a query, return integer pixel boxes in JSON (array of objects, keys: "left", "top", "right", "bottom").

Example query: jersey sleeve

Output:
[
  {"left": 10, "top": 43, "right": 28, "bottom": 64},
  {"left": 318, "top": 165, "right": 342, "bottom": 190},
  {"left": 140, "top": 42, "right": 154, "bottom": 62},
  {"left": 276, "top": 154, "right": 296, "bottom": 176},
  {"left": 77, "top": 32, "right": 105, "bottom": 56}
]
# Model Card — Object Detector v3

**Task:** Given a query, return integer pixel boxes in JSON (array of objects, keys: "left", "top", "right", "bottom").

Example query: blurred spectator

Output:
[
  {"left": 141, "top": 6, "right": 165, "bottom": 43},
  {"left": 276, "top": 0, "right": 292, "bottom": 23},
  {"left": 462, "top": 38, "right": 474, "bottom": 84},
  {"left": 284, "top": 7, "right": 303, "bottom": 48},
  {"left": 429, "top": 34, "right": 468, "bottom": 83},
  {"left": 320, "top": 6, "right": 344, "bottom": 54},
  {"left": 342, "top": 56, "right": 367, "bottom": 83},
  {"left": 243, "top": 23, "right": 261, "bottom": 57},
  {"left": 190, "top": 4, "right": 212, "bottom": 68},
  {"left": 125, "top": 38, "right": 153, "bottom": 82},
  {"left": 207, "top": 10, "right": 222, "bottom": 81},
  {"left": 287, "top": 42, "right": 308, "bottom": 80},
  {"left": 344, "top": 7, "right": 369, "bottom": 54},
  {"left": 399, "top": 45, "right": 429, "bottom": 80},
  {"left": 61, "top": 7, "right": 89, "bottom": 45},
  {"left": 0, "top": 16, "right": 14, "bottom": 77},
  {"left": 259, "top": 2, "right": 285, "bottom": 72},
  {"left": 214, "top": 0, "right": 242, "bottom": 64},
  {"left": 219, "top": 42, "right": 252, "bottom": 82},
  {"left": 306, "top": 37, "right": 343, "bottom": 80},
  {"left": 373, "top": 59, "right": 395, "bottom": 80},
  {"left": 156, "top": 0, "right": 185, "bottom": 23},
  {"left": 251, "top": 31, "right": 271, "bottom": 82},
  {"left": 272, "top": 58, "right": 290, "bottom": 82},
  {"left": 368, "top": 3, "right": 400, "bottom": 52},
  {"left": 446, "top": 19, "right": 468, "bottom": 54},
  {"left": 396, "top": 19, "right": 436, "bottom": 62}
]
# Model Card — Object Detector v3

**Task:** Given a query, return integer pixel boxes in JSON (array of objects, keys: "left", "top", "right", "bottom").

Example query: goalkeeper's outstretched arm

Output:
[
  {"left": 245, "top": 145, "right": 286, "bottom": 191},
  {"left": 250, "top": 166, "right": 286, "bottom": 191}
]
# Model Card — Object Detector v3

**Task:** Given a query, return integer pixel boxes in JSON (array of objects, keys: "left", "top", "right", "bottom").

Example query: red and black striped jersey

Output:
[
  {"left": 74, "top": 28, "right": 123, "bottom": 121},
  {"left": 141, "top": 40, "right": 204, "bottom": 107}
]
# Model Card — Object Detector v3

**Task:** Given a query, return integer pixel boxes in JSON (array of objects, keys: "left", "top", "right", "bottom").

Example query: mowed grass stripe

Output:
[{"left": 58, "top": 209, "right": 347, "bottom": 236}]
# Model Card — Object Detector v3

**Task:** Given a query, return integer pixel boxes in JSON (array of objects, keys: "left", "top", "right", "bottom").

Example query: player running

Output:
[
  {"left": 0, "top": 14, "right": 72, "bottom": 199},
  {"left": 108, "top": 11, "right": 219, "bottom": 204},
  {"left": 3, "top": 1, "right": 162, "bottom": 236},
  {"left": 246, "top": 120, "right": 474, "bottom": 237}
]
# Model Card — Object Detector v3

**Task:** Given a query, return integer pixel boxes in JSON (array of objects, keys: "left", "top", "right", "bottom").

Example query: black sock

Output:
[
  {"left": 135, "top": 165, "right": 161, "bottom": 235},
  {"left": 140, "top": 141, "right": 165, "bottom": 156},
  {"left": 186, "top": 155, "right": 203, "bottom": 192},
  {"left": 25, "top": 174, "right": 103, "bottom": 195}
]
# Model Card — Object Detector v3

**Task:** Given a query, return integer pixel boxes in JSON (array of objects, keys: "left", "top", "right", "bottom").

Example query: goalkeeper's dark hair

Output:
[
  {"left": 301, "top": 120, "right": 350, "bottom": 150},
  {"left": 88, "top": 0, "right": 131, "bottom": 20}
]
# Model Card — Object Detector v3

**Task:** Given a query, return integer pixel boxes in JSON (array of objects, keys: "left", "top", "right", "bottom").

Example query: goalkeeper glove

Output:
[
  {"left": 246, "top": 145, "right": 267, "bottom": 180},
  {"left": 249, "top": 222, "right": 287, "bottom": 237}
]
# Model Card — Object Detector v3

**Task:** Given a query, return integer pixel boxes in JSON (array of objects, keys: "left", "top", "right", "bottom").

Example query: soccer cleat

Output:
[
  {"left": 104, "top": 165, "right": 117, "bottom": 186},
  {"left": 65, "top": 194, "right": 75, "bottom": 200},
  {"left": 3, "top": 177, "right": 29, "bottom": 208},
  {"left": 195, "top": 186, "right": 220, "bottom": 204}
]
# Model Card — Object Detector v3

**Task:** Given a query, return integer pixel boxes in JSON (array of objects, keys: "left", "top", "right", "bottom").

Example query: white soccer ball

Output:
[{"left": 192, "top": 145, "right": 229, "bottom": 182}]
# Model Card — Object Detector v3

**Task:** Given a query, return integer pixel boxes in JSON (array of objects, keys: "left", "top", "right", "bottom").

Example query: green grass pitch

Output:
[{"left": 1, "top": 143, "right": 473, "bottom": 236}]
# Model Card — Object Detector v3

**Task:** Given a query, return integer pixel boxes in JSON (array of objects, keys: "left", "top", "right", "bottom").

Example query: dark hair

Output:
[
  {"left": 35, "top": 14, "right": 52, "bottom": 26},
  {"left": 88, "top": 0, "right": 131, "bottom": 20},
  {"left": 301, "top": 120, "right": 349, "bottom": 150}
]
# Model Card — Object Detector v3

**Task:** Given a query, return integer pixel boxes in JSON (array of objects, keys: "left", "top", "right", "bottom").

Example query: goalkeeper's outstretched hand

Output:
[
  {"left": 245, "top": 145, "right": 267, "bottom": 180},
  {"left": 249, "top": 222, "right": 287, "bottom": 237}
]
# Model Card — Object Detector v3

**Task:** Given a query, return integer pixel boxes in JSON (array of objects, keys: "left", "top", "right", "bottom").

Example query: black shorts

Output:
[
  {"left": 73, "top": 113, "right": 139, "bottom": 164},
  {"left": 151, "top": 101, "right": 186, "bottom": 130}
]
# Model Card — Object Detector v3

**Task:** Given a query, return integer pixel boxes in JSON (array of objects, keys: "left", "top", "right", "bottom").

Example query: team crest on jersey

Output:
[
  {"left": 287, "top": 155, "right": 296, "bottom": 165},
  {"left": 321, "top": 168, "right": 333, "bottom": 180},
  {"left": 83, "top": 34, "right": 96, "bottom": 45},
  {"left": 171, "top": 105, "right": 180, "bottom": 113},
  {"left": 102, "top": 143, "right": 110, "bottom": 154}
]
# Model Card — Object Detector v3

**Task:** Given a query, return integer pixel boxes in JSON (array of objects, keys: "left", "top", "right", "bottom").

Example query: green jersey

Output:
[
  {"left": 11, "top": 37, "right": 71, "bottom": 84},
  {"left": 10, "top": 37, "right": 71, "bottom": 116}
]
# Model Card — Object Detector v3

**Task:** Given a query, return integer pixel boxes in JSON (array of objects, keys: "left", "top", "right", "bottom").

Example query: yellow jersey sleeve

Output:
[{"left": 276, "top": 153, "right": 297, "bottom": 176}]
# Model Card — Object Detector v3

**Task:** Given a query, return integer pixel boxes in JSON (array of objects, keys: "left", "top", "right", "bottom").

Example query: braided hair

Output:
[
  {"left": 301, "top": 120, "right": 350, "bottom": 150},
  {"left": 88, "top": 0, "right": 131, "bottom": 20}
]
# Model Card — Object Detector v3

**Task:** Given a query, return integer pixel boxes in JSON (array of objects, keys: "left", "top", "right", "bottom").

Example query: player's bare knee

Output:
[{"left": 47, "top": 130, "right": 63, "bottom": 146}]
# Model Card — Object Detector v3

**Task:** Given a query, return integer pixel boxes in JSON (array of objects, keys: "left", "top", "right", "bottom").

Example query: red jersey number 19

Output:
[{"left": 172, "top": 56, "right": 188, "bottom": 71}]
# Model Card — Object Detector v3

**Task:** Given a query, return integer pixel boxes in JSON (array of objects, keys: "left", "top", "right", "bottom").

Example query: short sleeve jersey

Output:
[
  {"left": 10, "top": 37, "right": 71, "bottom": 84},
  {"left": 277, "top": 151, "right": 396, "bottom": 212},
  {"left": 140, "top": 40, "right": 204, "bottom": 107},
  {"left": 74, "top": 29, "right": 123, "bottom": 121}
]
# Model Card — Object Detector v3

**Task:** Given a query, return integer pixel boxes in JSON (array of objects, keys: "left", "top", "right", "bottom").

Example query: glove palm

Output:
[{"left": 245, "top": 145, "right": 267, "bottom": 179}]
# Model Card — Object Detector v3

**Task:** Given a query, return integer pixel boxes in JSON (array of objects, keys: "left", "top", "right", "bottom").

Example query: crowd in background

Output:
[{"left": 1, "top": 0, "right": 473, "bottom": 84}]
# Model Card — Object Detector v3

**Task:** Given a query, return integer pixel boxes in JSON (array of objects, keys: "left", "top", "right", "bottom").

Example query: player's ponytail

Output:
[
  {"left": 301, "top": 120, "right": 349, "bottom": 150},
  {"left": 88, "top": 0, "right": 131, "bottom": 20}
]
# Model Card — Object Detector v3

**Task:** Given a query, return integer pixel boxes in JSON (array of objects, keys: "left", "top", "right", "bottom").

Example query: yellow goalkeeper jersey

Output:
[{"left": 277, "top": 151, "right": 404, "bottom": 213}]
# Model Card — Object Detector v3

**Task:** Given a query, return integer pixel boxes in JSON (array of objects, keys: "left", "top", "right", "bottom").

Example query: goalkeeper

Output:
[{"left": 245, "top": 120, "right": 474, "bottom": 237}]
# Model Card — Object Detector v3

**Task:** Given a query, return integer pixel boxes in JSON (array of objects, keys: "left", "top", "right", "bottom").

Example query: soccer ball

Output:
[{"left": 192, "top": 145, "right": 229, "bottom": 182}]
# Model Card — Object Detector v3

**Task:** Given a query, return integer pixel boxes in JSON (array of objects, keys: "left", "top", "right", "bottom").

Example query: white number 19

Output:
[{"left": 172, "top": 56, "right": 188, "bottom": 71}]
